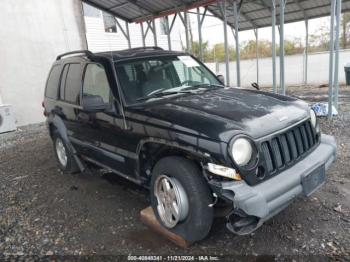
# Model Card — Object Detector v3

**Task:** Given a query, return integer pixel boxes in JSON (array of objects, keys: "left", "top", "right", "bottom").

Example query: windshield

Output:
[{"left": 115, "top": 55, "right": 222, "bottom": 104}]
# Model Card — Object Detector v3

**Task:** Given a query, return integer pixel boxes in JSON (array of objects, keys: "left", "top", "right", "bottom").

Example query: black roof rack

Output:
[
  {"left": 125, "top": 46, "right": 163, "bottom": 52},
  {"left": 56, "top": 50, "right": 94, "bottom": 61}
]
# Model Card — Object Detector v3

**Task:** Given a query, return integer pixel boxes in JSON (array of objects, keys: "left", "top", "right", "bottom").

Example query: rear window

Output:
[
  {"left": 45, "top": 65, "right": 61, "bottom": 99},
  {"left": 64, "top": 64, "right": 82, "bottom": 104}
]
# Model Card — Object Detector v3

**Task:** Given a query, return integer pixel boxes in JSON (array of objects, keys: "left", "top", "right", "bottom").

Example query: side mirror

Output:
[
  {"left": 82, "top": 94, "right": 108, "bottom": 112},
  {"left": 251, "top": 82, "right": 260, "bottom": 90},
  {"left": 217, "top": 74, "right": 225, "bottom": 85}
]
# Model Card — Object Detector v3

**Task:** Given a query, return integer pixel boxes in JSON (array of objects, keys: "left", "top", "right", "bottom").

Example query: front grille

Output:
[{"left": 260, "top": 120, "right": 318, "bottom": 175}]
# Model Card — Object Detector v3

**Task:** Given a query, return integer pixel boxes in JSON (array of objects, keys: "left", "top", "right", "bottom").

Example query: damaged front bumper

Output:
[{"left": 212, "top": 134, "right": 336, "bottom": 235}]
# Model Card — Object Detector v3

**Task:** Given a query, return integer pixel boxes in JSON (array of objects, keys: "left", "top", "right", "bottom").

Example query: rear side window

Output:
[
  {"left": 45, "top": 65, "right": 61, "bottom": 99},
  {"left": 64, "top": 64, "right": 81, "bottom": 104},
  {"left": 59, "top": 64, "right": 69, "bottom": 100}
]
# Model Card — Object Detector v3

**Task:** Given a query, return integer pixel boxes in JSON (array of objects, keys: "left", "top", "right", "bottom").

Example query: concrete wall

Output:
[
  {"left": 207, "top": 49, "right": 350, "bottom": 87},
  {"left": 0, "top": 0, "right": 86, "bottom": 126}
]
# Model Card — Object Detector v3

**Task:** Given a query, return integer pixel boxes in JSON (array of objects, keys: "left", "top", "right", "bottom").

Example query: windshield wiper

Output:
[
  {"left": 135, "top": 90, "right": 192, "bottom": 102},
  {"left": 135, "top": 84, "right": 224, "bottom": 103},
  {"left": 186, "top": 83, "right": 225, "bottom": 91}
]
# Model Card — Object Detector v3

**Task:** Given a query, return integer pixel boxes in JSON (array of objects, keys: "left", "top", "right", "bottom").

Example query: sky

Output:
[{"left": 175, "top": 9, "right": 330, "bottom": 47}]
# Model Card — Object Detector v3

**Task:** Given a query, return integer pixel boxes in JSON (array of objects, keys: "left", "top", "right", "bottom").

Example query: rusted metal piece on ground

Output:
[{"left": 140, "top": 206, "right": 190, "bottom": 248}]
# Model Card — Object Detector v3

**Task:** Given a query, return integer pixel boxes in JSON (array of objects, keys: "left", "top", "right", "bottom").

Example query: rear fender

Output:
[{"left": 48, "top": 115, "right": 86, "bottom": 172}]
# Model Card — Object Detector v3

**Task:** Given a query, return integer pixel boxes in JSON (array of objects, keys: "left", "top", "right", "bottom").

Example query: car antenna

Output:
[{"left": 107, "top": 32, "right": 128, "bottom": 130}]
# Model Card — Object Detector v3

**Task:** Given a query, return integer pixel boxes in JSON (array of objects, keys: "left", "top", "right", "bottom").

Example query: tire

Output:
[
  {"left": 150, "top": 156, "right": 213, "bottom": 244},
  {"left": 52, "top": 132, "right": 80, "bottom": 174}
]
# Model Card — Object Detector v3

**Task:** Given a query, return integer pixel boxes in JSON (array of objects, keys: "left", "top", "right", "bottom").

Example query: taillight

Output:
[{"left": 42, "top": 101, "right": 48, "bottom": 116}]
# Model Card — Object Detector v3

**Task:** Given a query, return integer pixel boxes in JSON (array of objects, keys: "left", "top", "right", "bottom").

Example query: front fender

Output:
[{"left": 136, "top": 136, "right": 227, "bottom": 165}]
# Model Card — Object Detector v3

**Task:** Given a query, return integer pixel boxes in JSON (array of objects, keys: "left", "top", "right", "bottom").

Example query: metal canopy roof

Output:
[{"left": 83, "top": 0, "right": 350, "bottom": 31}]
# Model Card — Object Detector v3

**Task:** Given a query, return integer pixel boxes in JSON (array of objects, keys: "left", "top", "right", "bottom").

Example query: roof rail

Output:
[
  {"left": 126, "top": 46, "right": 163, "bottom": 52},
  {"left": 56, "top": 50, "right": 94, "bottom": 61}
]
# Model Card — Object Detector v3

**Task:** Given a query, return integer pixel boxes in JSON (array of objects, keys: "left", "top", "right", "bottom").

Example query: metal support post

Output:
[
  {"left": 254, "top": 28, "right": 259, "bottom": 86},
  {"left": 140, "top": 22, "right": 146, "bottom": 47},
  {"left": 125, "top": 22, "right": 131, "bottom": 48},
  {"left": 165, "top": 16, "right": 171, "bottom": 50},
  {"left": 179, "top": 12, "right": 191, "bottom": 53},
  {"left": 328, "top": 0, "right": 336, "bottom": 119},
  {"left": 233, "top": 0, "right": 241, "bottom": 87},
  {"left": 220, "top": 1, "right": 230, "bottom": 86},
  {"left": 178, "top": 12, "right": 191, "bottom": 78},
  {"left": 304, "top": 19, "right": 309, "bottom": 85},
  {"left": 164, "top": 14, "right": 178, "bottom": 51},
  {"left": 279, "top": 0, "right": 286, "bottom": 95},
  {"left": 196, "top": 8, "right": 207, "bottom": 61},
  {"left": 184, "top": 12, "right": 190, "bottom": 52},
  {"left": 334, "top": 0, "right": 342, "bottom": 109},
  {"left": 152, "top": 19, "right": 157, "bottom": 46},
  {"left": 272, "top": 0, "right": 277, "bottom": 93},
  {"left": 116, "top": 19, "right": 131, "bottom": 48},
  {"left": 197, "top": 8, "right": 203, "bottom": 61}
]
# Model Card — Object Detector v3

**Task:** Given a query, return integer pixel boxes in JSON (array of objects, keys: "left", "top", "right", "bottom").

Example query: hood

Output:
[{"left": 129, "top": 88, "right": 309, "bottom": 142}]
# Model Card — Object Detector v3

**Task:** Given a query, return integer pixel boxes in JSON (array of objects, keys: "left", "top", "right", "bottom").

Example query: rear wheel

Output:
[
  {"left": 150, "top": 156, "right": 213, "bottom": 244},
  {"left": 52, "top": 133, "right": 79, "bottom": 174}
]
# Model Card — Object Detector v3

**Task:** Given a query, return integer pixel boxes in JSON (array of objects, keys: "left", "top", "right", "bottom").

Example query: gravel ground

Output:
[{"left": 0, "top": 86, "right": 350, "bottom": 260}]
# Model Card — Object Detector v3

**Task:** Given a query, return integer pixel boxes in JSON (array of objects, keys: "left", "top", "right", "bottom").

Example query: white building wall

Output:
[
  {"left": 0, "top": 0, "right": 86, "bottom": 126},
  {"left": 83, "top": 4, "right": 183, "bottom": 52}
]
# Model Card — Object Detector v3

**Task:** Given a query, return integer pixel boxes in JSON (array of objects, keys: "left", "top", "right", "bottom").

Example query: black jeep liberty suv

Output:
[{"left": 43, "top": 47, "right": 336, "bottom": 244}]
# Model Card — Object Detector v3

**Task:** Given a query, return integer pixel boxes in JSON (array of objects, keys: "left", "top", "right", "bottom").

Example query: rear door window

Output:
[
  {"left": 45, "top": 65, "right": 61, "bottom": 99},
  {"left": 64, "top": 64, "right": 82, "bottom": 104}
]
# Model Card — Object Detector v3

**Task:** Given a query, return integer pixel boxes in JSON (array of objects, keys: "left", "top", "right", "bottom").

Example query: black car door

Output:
[
  {"left": 56, "top": 63, "right": 85, "bottom": 147},
  {"left": 75, "top": 62, "right": 137, "bottom": 179}
]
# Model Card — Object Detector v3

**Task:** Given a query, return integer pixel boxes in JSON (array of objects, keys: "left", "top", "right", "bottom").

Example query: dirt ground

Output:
[{"left": 0, "top": 85, "right": 350, "bottom": 260}]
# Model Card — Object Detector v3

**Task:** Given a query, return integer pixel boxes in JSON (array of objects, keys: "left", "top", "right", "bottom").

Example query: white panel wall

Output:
[
  {"left": 0, "top": 0, "right": 86, "bottom": 126},
  {"left": 207, "top": 49, "right": 350, "bottom": 87},
  {"left": 84, "top": 13, "right": 183, "bottom": 52}
]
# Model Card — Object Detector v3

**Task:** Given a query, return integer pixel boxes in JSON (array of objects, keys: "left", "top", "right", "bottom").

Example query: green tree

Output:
[
  {"left": 308, "top": 19, "right": 330, "bottom": 52},
  {"left": 207, "top": 43, "right": 235, "bottom": 62},
  {"left": 191, "top": 41, "right": 209, "bottom": 60},
  {"left": 283, "top": 38, "right": 303, "bottom": 55},
  {"left": 240, "top": 40, "right": 256, "bottom": 59},
  {"left": 308, "top": 12, "right": 350, "bottom": 51},
  {"left": 240, "top": 40, "right": 273, "bottom": 59}
]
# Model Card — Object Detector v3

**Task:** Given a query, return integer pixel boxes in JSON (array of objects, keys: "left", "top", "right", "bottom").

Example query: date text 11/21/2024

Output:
[{"left": 127, "top": 255, "right": 220, "bottom": 261}]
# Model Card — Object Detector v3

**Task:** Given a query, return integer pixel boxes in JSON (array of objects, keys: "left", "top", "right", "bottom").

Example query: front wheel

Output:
[{"left": 150, "top": 157, "right": 213, "bottom": 244}]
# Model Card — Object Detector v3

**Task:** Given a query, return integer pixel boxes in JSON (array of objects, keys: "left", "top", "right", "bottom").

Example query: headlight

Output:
[
  {"left": 231, "top": 138, "right": 253, "bottom": 166},
  {"left": 310, "top": 109, "right": 317, "bottom": 128}
]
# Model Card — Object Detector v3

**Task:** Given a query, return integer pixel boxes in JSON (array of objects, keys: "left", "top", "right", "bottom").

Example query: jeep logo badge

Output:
[{"left": 279, "top": 116, "right": 288, "bottom": 122}]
